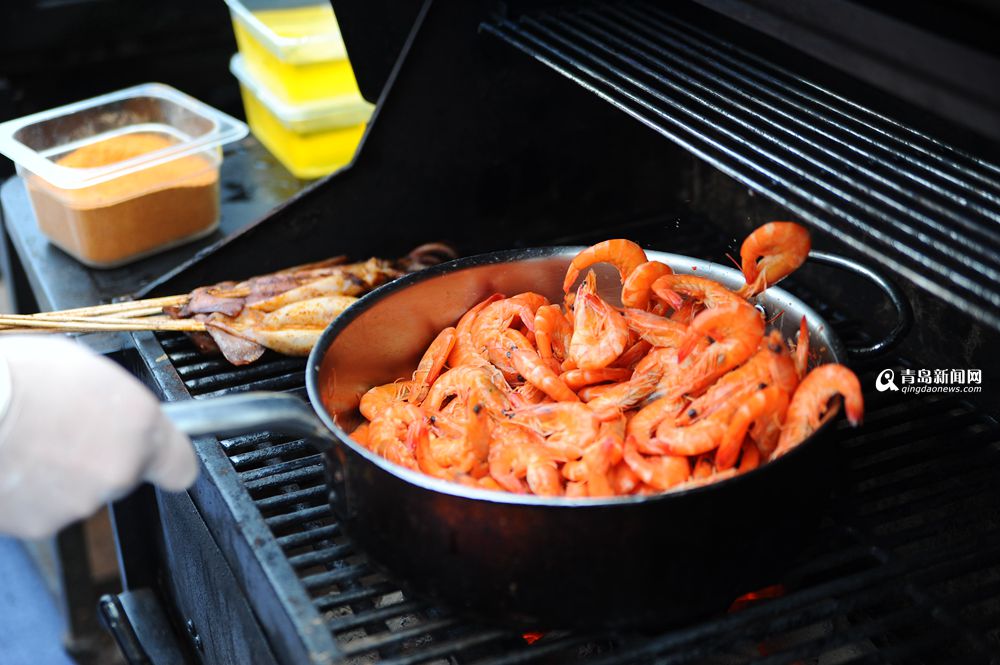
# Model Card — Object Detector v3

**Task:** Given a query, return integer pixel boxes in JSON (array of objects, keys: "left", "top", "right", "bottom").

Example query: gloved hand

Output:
[{"left": 0, "top": 336, "right": 198, "bottom": 539}]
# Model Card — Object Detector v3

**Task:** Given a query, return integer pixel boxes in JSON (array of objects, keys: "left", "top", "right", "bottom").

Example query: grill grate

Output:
[
  {"left": 138, "top": 221, "right": 1000, "bottom": 664},
  {"left": 480, "top": 2, "right": 1000, "bottom": 332}
]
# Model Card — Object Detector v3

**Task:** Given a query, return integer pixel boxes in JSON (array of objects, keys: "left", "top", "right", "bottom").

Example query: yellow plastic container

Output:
[
  {"left": 230, "top": 54, "right": 373, "bottom": 179},
  {"left": 224, "top": 0, "right": 361, "bottom": 105}
]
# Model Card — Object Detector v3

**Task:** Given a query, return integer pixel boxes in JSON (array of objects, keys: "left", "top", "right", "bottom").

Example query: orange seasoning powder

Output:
[{"left": 25, "top": 132, "right": 220, "bottom": 267}]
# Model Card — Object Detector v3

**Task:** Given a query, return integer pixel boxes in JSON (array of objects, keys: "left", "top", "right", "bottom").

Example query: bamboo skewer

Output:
[
  {"left": 0, "top": 315, "right": 206, "bottom": 333},
  {"left": 30, "top": 295, "right": 191, "bottom": 319}
]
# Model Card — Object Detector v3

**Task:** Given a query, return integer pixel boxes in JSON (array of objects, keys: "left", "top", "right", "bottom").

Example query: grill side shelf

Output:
[
  {"left": 481, "top": 2, "right": 1000, "bottom": 332},
  {"left": 129, "top": 331, "right": 345, "bottom": 665}
]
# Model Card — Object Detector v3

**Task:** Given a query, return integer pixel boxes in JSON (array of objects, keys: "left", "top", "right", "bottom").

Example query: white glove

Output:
[{"left": 0, "top": 336, "right": 197, "bottom": 539}]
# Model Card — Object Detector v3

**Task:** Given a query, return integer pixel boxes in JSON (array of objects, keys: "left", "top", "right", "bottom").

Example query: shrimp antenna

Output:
[{"left": 724, "top": 252, "right": 742, "bottom": 271}]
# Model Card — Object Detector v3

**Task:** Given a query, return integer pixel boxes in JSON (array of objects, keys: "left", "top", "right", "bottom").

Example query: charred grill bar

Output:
[{"left": 105, "top": 1, "right": 1000, "bottom": 663}]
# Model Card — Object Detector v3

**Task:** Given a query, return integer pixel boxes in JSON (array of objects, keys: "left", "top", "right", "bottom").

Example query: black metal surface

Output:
[
  {"left": 99, "top": 590, "right": 188, "bottom": 665},
  {"left": 805, "top": 251, "right": 912, "bottom": 360},
  {"left": 128, "top": 216, "right": 1000, "bottom": 663},
  {"left": 687, "top": 0, "right": 1000, "bottom": 142},
  {"left": 481, "top": 2, "right": 1000, "bottom": 332}
]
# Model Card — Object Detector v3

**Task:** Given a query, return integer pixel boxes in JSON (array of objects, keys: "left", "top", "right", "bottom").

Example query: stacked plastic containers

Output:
[{"left": 224, "top": 0, "right": 374, "bottom": 179}]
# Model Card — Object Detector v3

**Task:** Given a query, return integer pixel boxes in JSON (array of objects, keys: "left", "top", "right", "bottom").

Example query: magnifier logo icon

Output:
[{"left": 876, "top": 369, "right": 899, "bottom": 392}]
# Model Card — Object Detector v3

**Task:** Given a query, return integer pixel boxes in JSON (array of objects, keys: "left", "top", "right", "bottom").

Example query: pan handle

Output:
[
  {"left": 162, "top": 392, "right": 334, "bottom": 451},
  {"left": 807, "top": 251, "right": 912, "bottom": 360}
]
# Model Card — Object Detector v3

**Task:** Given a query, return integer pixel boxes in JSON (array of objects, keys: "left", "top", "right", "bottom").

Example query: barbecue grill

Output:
[{"left": 97, "top": 1, "right": 1000, "bottom": 663}]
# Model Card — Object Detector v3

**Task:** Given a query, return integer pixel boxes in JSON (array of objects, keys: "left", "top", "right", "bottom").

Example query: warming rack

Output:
[
  {"left": 480, "top": 2, "right": 1000, "bottom": 332},
  {"left": 132, "top": 221, "right": 1000, "bottom": 664}
]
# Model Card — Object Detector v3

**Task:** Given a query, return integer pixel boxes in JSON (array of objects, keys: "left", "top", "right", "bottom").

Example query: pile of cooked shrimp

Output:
[{"left": 350, "top": 222, "right": 864, "bottom": 497}]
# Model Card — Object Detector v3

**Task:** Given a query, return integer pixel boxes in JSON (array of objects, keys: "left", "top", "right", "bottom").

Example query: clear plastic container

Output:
[
  {"left": 230, "top": 54, "right": 373, "bottom": 179},
  {"left": 224, "top": 0, "right": 362, "bottom": 105},
  {"left": 0, "top": 83, "right": 248, "bottom": 268}
]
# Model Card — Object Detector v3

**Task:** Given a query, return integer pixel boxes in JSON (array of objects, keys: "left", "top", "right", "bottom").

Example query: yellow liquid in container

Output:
[
  {"left": 230, "top": 4, "right": 362, "bottom": 105},
  {"left": 238, "top": 85, "right": 366, "bottom": 179},
  {"left": 230, "top": 54, "right": 372, "bottom": 180}
]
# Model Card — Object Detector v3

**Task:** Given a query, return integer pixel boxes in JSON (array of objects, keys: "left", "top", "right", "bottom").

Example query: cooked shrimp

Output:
[
  {"left": 677, "top": 330, "right": 796, "bottom": 426},
  {"left": 651, "top": 274, "right": 744, "bottom": 312},
  {"left": 488, "top": 422, "right": 561, "bottom": 494},
  {"left": 511, "top": 346, "right": 580, "bottom": 402},
  {"left": 676, "top": 302, "right": 765, "bottom": 393},
  {"left": 563, "top": 239, "right": 648, "bottom": 294},
  {"left": 560, "top": 367, "right": 632, "bottom": 391},
  {"left": 737, "top": 440, "right": 760, "bottom": 473},
  {"left": 513, "top": 401, "right": 599, "bottom": 461},
  {"left": 625, "top": 395, "right": 683, "bottom": 449},
  {"left": 367, "top": 402, "right": 423, "bottom": 470},
  {"left": 424, "top": 365, "right": 510, "bottom": 416},
  {"left": 449, "top": 293, "right": 504, "bottom": 368},
  {"left": 534, "top": 304, "right": 573, "bottom": 367},
  {"left": 425, "top": 399, "right": 492, "bottom": 476},
  {"left": 410, "top": 326, "right": 456, "bottom": 404},
  {"left": 471, "top": 292, "right": 548, "bottom": 377},
  {"left": 586, "top": 369, "right": 663, "bottom": 422},
  {"left": 622, "top": 436, "right": 690, "bottom": 491},
  {"left": 568, "top": 283, "right": 630, "bottom": 370},
  {"left": 621, "top": 260, "right": 672, "bottom": 310},
  {"left": 649, "top": 415, "right": 727, "bottom": 457},
  {"left": 794, "top": 315, "right": 810, "bottom": 379},
  {"left": 611, "top": 339, "right": 653, "bottom": 370},
  {"left": 775, "top": 364, "right": 863, "bottom": 456},
  {"left": 610, "top": 462, "right": 641, "bottom": 494},
  {"left": 360, "top": 381, "right": 411, "bottom": 421},
  {"left": 624, "top": 308, "right": 687, "bottom": 348},
  {"left": 349, "top": 422, "right": 370, "bottom": 446},
  {"left": 716, "top": 386, "right": 789, "bottom": 470},
  {"left": 736, "top": 222, "right": 811, "bottom": 298}
]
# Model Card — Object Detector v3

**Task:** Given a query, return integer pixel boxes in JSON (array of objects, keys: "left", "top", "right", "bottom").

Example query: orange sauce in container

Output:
[{"left": 25, "top": 132, "right": 220, "bottom": 268}]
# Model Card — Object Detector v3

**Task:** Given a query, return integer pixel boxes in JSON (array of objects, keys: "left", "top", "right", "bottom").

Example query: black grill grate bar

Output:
[
  {"left": 287, "top": 544, "right": 354, "bottom": 569},
  {"left": 193, "top": 374, "right": 307, "bottom": 399},
  {"left": 745, "top": 606, "right": 943, "bottom": 665},
  {"left": 845, "top": 434, "right": 997, "bottom": 498},
  {"left": 243, "top": 463, "right": 324, "bottom": 492},
  {"left": 469, "top": 634, "right": 613, "bottom": 665},
  {"left": 933, "top": 573, "right": 1000, "bottom": 618},
  {"left": 631, "top": 2, "right": 1000, "bottom": 193},
  {"left": 239, "top": 455, "right": 323, "bottom": 483},
  {"left": 254, "top": 485, "right": 327, "bottom": 512},
  {"left": 852, "top": 465, "right": 999, "bottom": 528},
  {"left": 376, "top": 629, "right": 511, "bottom": 665},
  {"left": 832, "top": 394, "right": 971, "bottom": 439},
  {"left": 276, "top": 523, "right": 339, "bottom": 550},
  {"left": 481, "top": 15, "right": 1000, "bottom": 328},
  {"left": 217, "top": 430, "right": 279, "bottom": 453},
  {"left": 780, "top": 544, "right": 881, "bottom": 586},
  {"left": 185, "top": 360, "right": 307, "bottom": 393},
  {"left": 265, "top": 504, "right": 331, "bottom": 530},
  {"left": 314, "top": 582, "right": 397, "bottom": 612},
  {"left": 582, "top": 577, "right": 907, "bottom": 665},
  {"left": 326, "top": 599, "right": 428, "bottom": 634},
  {"left": 230, "top": 439, "right": 314, "bottom": 469},
  {"left": 836, "top": 402, "right": 976, "bottom": 451},
  {"left": 175, "top": 358, "right": 235, "bottom": 379},
  {"left": 891, "top": 502, "right": 1000, "bottom": 556},
  {"left": 836, "top": 414, "right": 983, "bottom": 470},
  {"left": 511, "top": 14, "right": 1000, "bottom": 290},
  {"left": 339, "top": 618, "right": 462, "bottom": 658},
  {"left": 303, "top": 564, "right": 371, "bottom": 591},
  {"left": 564, "top": 8, "right": 1000, "bottom": 255}
]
